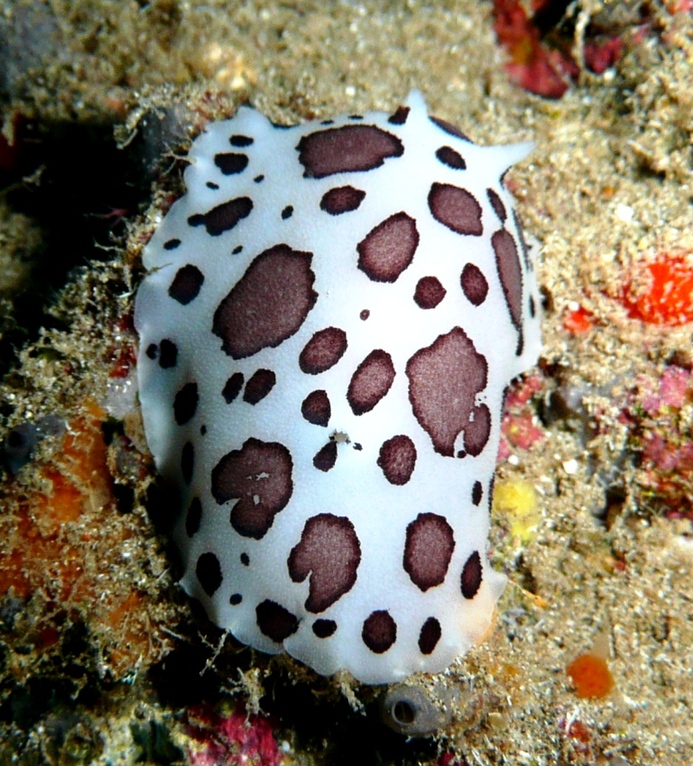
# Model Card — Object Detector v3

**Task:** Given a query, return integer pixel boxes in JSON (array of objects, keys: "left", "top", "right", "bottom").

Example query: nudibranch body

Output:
[{"left": 134, "top": 91, "right": 541, "bottom": 684}]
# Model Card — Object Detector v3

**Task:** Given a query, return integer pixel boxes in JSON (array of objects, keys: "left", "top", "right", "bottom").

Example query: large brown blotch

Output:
[
  {"left": 406, "top": 328, "right": 488, "bottom": 456},
  {"left": 347, "top": 349, "right": 396, "bottom": 416},
  {"left": 288, "top": 513, "right": 361, "bottom": 613},
  {"left": 403, "top": 512, "right": 455, "bottom": 591},
  {"left": 357, "top": 212, "right": 419, "bottom": 283},
  {"left": 213, "top": 245, "right": 317, "bottom": 359},
  {"left": 428, "top": 182, "right": 483, "bottom": 236},
  {"left": 492, "top": 229, "right": 524, "bottom": 355},
  {"left": 212, "top": 437, "right": 293, "bottom": 539},
  {"left": 299, "top": 327, "right": 348, "bottom": 374},
  {"left": 297, "top": 124, "right": 403, "bottom": 179}
]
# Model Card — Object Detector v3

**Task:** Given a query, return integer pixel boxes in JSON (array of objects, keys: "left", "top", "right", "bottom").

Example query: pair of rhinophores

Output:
[{"left": 135, "top": 90, "right": 541, "bottom": 684}]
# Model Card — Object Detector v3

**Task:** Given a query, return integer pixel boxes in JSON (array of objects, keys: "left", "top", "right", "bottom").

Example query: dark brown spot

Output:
[
  {"left": 214, "top": 152, "right": 248, "bottom": 175},
  {"left": 403, "top": 512, "right": 455, "bottom": 591},
  {"left": 320, "top": 185, "right": 366, "bottom": 215},
  {"left": 436, "top": 146, "right": 466, "bottom": 170},
  {"left": 187, "top": 197, "right": 253, "bottom": 236},
  {"left": 181, "top": 441, "right": 194, "bottom": 483},
  {"left": 312, "top": 619, "right": 337, "bottom": 638},
  {"left": 222, "top": 372, "right": 244, "bottom": 403},
  {"left": 414, "top": 276, "right": 446, "bottom": 309},
  {"left": 213, "top": 245, "right": 317, "bottom": 359},
  {"left": 357, "top": 212, "right": 419, "bottom": 283},
  {"left": 299, "top": 327, "right": 348, "bottom": 375},
  {"left": 471, "top": 480, "right": 483, "bottom": 506},
  {"left": 288, "top": 513, "right": 361, "bottom": 613},
  {"left": 159, "top": 339, "right": 178, "bottom": 368},
  {"left": 464, "top": 403, "right": 491, "bottom": 456},
  {"left": 207, "top": 181, "right": 219, "bottom": 190},
  {"left": 388, "top": 106, "right": 410, "bottom": 125},
  {"left": 360, "top": 309, "right": 370, "bottom": 320},
  {"left": 243, "top": 369, "right": 276, "bottom": 404},
  {"left": 461, "top": 551, "right": 482, "bottom": 599},
  {"left": 297, "top": 124, "right": 403, "bottom": 179},
  {"left": 347, "top": 349, "right": 396, "bottom": 416},
  {"left": 281, "top": 205, "right": 293, "bottom": 220},
  {"left": 230, "top": 593, "right": 242, "bottom": 605},
  {"left": 418, "top": 617, "right": 442, "bottom": 655},
  {"left": 406, "top": 328, "right": 488, "bottom": 456},
  {"left": 460, "top": 263, "right": 489, "bottom": 306},
  {"left": 492, "top": 229, "right": 524, "bottom": 355},
  {"left": 313, "top": 441, "right": 338, "bottom": 472},
  {"left": 164, "top": 238, "right": 181, "bottom": 250},
  {"left": 487, "top": 188, "right": 507, "bottom": 222},
  {"left": 240, "top": 552, "right": 249, "bottom": 566},
  {"left": 430, "top": 116, "right": 472, "bottom": 141},
  {"left": 196, "top": 552, "right": 222, "bottom": 596},
  {"left": 377, "top": 435, "right": 417, "bottom": 485},
  {"left": 428, "top": 183, "right": 482, "bottom": 236},
  {"left": 529, "top": 294, "right": 536, "bottom": 318},
  {"left": 301, "top": 390, "right": 331, "bottom": 427},
  {"left": 212, "top": 438, "right": 293, "bottom": 539},
  {"left": 362, "top": 610, "right": 397, "bottom": 654},
  {"left": 256, "top": 599, "right": 299, "bottom": 642},
  {"left": 146, "top": 344, "right": 157, "bottom": 360},
  {"left": 169, "top": 264, "right": 204, "bottom": 305},
  {"left": 174, "top": 382, "right": 198, "bottom": 425},
  {"left": 186, "top": 497, "right": 202, "bottom": 537},
  {"left": 230, "top": 134, "right": 253, "bottom": 147}
]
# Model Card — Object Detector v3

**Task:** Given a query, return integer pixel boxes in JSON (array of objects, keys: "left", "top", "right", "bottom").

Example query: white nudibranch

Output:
[{"left": 134, "top": 91, "right": 541, "bottom": 684}]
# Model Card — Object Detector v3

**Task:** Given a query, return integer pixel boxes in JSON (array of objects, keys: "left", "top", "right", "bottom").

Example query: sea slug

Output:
[{"left": 134, "top": 91, "right": 541, "bottom": 684}]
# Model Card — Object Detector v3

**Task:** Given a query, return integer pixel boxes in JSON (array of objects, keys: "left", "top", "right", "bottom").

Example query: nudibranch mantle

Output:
[{"left": 134, "top": 91, "right": 541, "bottom": 684}]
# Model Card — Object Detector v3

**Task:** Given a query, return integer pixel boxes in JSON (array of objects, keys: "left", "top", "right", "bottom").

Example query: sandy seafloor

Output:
[{"left": 0, "top": 1, "right": 692, "bottom": 764}]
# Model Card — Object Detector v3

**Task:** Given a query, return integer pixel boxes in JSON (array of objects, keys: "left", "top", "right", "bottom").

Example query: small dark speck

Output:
[
  {"left": 349, "top": 115, "right": 363, "bottom": 120},
  {"left": 456, "top": 450, "right": 466, "bottom": 459},
  {"left": 230, "top": 593, "right": 242, "bottom": 605},
  {"left": 254, "top": 175, "right": 265, "bottom": 183},
  {"left": 164, "top": 238, "right": 181, "bottom": 250},
  {"left": 359, "top": 309, "right": 370, "bottom": 320},
  {"left": 200, "top": 425, "right": 207, "bottom": 435},
  {"left": 240, "top": 552, "right": 250, "bottom": 566},
  {"left": 232, "top": 245, "right": 243, "bottom": 254},
  {"left": 281, "top": 206, "right": 294, "bottom": 220},
  {"left": 206, "top": 181, "right": 220, "bottom": 190},
  {"left": 321, "top": 119, "right": 334, "bottom": 125},
  {"left": 230, "top": 134, "right": 253, "bottom": 147},
  {"left": 353, "top": 443, "right": 363, "bottom": 451}
]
